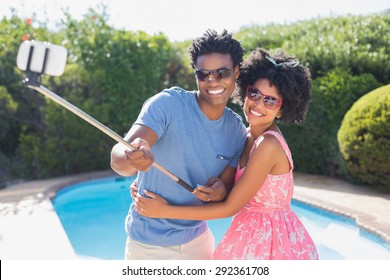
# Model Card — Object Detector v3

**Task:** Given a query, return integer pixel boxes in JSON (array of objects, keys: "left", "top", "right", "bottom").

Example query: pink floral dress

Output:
[{"left": 212, "top": 131, "right": 319, "bottom": 260}]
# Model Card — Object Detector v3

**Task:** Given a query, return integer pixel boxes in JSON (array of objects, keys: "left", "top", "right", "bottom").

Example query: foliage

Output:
[
  {"left": 279, "top": 68, "right": 380, "bottom": 176},
  {"left": 1, "top": 7, "right": 192, "bottom": 180},
  {"left": 337, "top": 85, "right": 390, "bottom": 190},
  {"left": 1, "top": 9, "right": 389, "bottom": 186},
  {"left": 0, "top": 86, "right": 18, "bottom": 139},
  {"left": 236, "top": 13, "right": 390, "bottom": 83},
  {"left": 58, "top": 8, "right": 192, "bottom": 133},
  {"left": 0, "top": 12, "right": 58, "bottom": 183},
  {"left": 237, "top": 13, "right": 389, "bottom": 178}
]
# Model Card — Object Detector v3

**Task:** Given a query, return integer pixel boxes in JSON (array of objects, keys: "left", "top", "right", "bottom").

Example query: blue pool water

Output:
[{"left": 52, "top": 176, "right": 390, "bottom": 260}]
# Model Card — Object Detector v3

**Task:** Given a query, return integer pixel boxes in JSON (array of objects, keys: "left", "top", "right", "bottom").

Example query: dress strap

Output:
[{"left": 253, "top": 130, "right": 294, "bottom": 170}]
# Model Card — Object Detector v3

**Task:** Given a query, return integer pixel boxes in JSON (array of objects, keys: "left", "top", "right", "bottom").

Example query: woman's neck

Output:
[{"left": 249, "top": 123, "right": 279, "bottom": 139}]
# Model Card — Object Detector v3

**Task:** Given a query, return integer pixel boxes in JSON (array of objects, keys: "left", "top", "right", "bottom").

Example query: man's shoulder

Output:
[
  {"left": 147, "top": 87, "right": 193, "bottom": 102},
  {"left": 225, "top": 107, "right": 244, "bottom": 123},
  {"left": 162, "top": 86, "right": 194, "bottom": 96},
  {"left": 154, "top": 87, "right": 195, "bottom": 107},
  {"left": 224, "top": 107, "right": 247, "bottom": 140},
  {"left": 137, "top": 87, "right": 194, "bottom": 118}
]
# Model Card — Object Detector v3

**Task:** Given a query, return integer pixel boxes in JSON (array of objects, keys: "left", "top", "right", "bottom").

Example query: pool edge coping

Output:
[{"left": 293, "top": 194, "right": 390, "bottom": 246}]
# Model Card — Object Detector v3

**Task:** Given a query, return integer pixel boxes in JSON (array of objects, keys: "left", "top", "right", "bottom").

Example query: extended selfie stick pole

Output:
[{"left": 21, "top": 46, "right": 194, "bottom": 193}]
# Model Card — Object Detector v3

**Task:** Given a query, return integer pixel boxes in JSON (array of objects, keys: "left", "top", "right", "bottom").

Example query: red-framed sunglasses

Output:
[{"left": 246, "top": 85, "right": 282, "bottom": 110}]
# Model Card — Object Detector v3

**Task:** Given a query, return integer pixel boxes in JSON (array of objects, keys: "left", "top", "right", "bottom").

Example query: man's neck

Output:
[{"left": 195, "top": 92, "right": 226, "bottom": 121}]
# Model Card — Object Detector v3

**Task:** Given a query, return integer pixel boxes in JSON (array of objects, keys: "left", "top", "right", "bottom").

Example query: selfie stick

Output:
[{"left": 18, "top": 42, "right": 194, "bottom": 192}]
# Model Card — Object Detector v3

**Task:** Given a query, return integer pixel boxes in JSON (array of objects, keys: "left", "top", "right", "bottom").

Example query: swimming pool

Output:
[{"left": 52, "top": 176, "right": 390, "bottom": 260}]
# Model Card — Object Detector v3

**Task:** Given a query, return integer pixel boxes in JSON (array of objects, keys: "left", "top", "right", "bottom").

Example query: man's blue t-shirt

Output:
[{"left": 126, "top": 87, "right": 247, "bottom": 246}]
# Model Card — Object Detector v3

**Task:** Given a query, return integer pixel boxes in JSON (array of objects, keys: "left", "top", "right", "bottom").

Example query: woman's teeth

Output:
[{"left": 250, "top": 109, "right": 263, "bottom": 117}]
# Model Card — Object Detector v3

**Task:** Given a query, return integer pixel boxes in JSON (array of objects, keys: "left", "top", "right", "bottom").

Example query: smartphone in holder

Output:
[{"left": 16, "top": 40, "right": 67, "bottom": 76}]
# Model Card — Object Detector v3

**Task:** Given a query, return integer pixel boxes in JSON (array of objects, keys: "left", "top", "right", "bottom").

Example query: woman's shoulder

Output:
[
  {"left": 255, "top": 130, "right": 293, "bottom": 170},
  {"left": 249, "top": 131, "right": 287, "bottom": 162},
  {"left": 254, "top": 133, "right": 283, "bottom": 153}
]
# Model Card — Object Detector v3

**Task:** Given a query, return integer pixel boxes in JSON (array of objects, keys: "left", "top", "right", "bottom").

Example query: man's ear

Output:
[{"left": 234, "top": 65, "right": 240, "bottom": 79}]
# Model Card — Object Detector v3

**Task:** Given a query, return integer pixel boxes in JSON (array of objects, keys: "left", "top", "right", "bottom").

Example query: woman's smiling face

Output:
[{"left": 244, "top": 78, "right": 282, "bottom": 126}]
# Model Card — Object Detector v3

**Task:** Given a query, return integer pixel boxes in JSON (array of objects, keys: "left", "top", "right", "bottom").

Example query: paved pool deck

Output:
[{"left": 0, "top": 170, "right": 389, "bottom": 259}]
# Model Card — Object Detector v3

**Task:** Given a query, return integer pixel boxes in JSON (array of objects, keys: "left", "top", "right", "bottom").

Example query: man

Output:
[{"left": 110, "top": 29, "right": 247, "bottom": 260}]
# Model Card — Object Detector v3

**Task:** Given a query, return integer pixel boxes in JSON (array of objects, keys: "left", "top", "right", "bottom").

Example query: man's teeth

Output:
[
  {"left": 208, "top": 88, "right": 224, "bottom": 95},
  {"left": 250, "top": 109, "right": 263, "bottom": 117}
]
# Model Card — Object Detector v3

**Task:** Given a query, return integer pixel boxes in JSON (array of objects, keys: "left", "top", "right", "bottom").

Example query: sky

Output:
[{"left": 1, "top": 0, "right": 389, "bottom": 41}]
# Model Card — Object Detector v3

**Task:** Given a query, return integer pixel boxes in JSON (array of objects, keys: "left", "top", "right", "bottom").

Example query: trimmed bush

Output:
[
  {"left": 337, "top": 85, "right": 390, "bottom": 190},
  {"left": 280, "top": 68, "right": 380, "bottom": 177}
]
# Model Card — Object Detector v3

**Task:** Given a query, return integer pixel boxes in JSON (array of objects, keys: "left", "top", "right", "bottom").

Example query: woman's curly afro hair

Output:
[{"left": 233, "top": 48, "right": 312, "bottom": 124}]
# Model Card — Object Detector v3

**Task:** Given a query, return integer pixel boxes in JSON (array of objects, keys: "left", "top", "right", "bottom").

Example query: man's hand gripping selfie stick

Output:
[{"left": 16, "top": 41, "right": 194, "bottom": 192}]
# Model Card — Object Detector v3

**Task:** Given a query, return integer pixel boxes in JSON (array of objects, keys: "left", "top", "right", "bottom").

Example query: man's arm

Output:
[
  {"left": 193, "top": 166, "right": 236, "bottom": 202},
  {"left": 130, "top": 165, "right": 236, "bottom": 202},
  {"left": 110, "top": 124, "right": 158, "bottom": 176}
]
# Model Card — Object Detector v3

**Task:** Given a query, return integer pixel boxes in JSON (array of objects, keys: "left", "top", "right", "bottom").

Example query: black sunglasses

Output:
[
  {"left": 246, "top": 85, "right": 282, "bottom": 110},
  {"left": 194, "top": 67, "right": 233, "bottom": 81}
]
